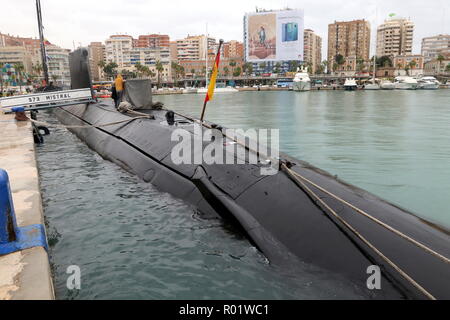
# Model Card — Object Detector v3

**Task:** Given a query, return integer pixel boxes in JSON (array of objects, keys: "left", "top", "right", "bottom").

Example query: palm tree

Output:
[
  {"left": 14, "top": 62, "right": 25, "bottom": 91},
  {"left": 51, "top": 74, "right": 60, "bottom": 85},
  {"left": 356, "top": 57, "right": 365, "bottom": 72},
  {"left": 332, "top": 62, "right": 338, "bottom": 73},
  {"left": 289, "top": 60, "right": 299, "bottom": 72},
  {"left": 259, "top": 62, "right": 267, "bottom": 74},
  {"left": 404, "top": 64, "right": 410, "bottom": 76},
  {"left": 233, "top": 67, "right": 242, "bottom": 77},
  {"left": 396, "top": 62, "right": 403, "bottom": 76},
  {"left": 229, "top": 60, "right": 237, "bottom": 75},
  {"left": 103, "top": 62, "right": 118, "bottom": 80},
  {"left": 32, "top": 63, "right": 43, "bottom": 78},
  {"left": 243, "top": 62, "right": 253, "bottom": 76},
  {"left": 135, "top": 62, "right": 144, "bottom": 77},
  {"left": 437, "top": 55, "right": 445, "bottom": 73},
  {"left": 170, "top": 61, "right": 184, "bottom": 87},
  {"left": 273, "top": 62, "right": 282, "bottom": 74},
  {"left": 155, "top": 60, "right": 164, "bottom": 88},
  {"left": 335, "top": 54, "right": 345, "bottom": 73},
  {"left": 409, "top": 60, "right": 417, "bottom": 75}
]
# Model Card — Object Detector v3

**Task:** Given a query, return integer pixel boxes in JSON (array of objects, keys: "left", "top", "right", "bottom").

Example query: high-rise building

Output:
[
  {"left": 176, "top": 35, "right": 216, "bottom": 61},
  {"left": 327, "top": 19, "right": 371, "bottom": 72},
  {"left": 135, "top": 34, "right": 170, "bottom": 48},
  {"left": 129, "top": 46, "right": 172, "bottom": 80},
  {"left": 421, "top": 34, "right": 450, "bottom": 62},
  {"left": 31, "top": 44, "right": 71, "bottom": 86},
  {"left": 223, "top": 40, "right": 244, "bottom": 59},
  {"left": 169, "top": 41, "right": 178, "bottom": 62},
  {"left": 304, "top": 29, "right": 322, "bottom": 74},
  {"left": 105, "top": 35, "right": 134, "bottom": 70},
  {"left": 0, "top": 46, "right": 33, "bottom": 73},
  {"left": 88, "top": 42, "right": 105, "bottom": 81},
  {"left": 0, "top": 33, "right": 50, "bottom": 52},
  {"left": 376, "top": 18, "right": 414, "bottom": 57}
]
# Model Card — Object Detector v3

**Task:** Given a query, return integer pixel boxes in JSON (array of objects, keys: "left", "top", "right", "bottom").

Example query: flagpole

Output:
[{"left": 200, "top": 39, "right": 223, "bottom": 122}]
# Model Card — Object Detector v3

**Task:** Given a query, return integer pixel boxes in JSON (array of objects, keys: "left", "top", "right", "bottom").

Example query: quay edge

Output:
[{"left": 0, "top": 112, "right": 54, "bottom": 300}]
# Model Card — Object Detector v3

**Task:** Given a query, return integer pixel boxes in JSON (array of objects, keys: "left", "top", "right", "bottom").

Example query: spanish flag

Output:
[{"left": 204, "top": 42, "right": 223, "bottom": 103}]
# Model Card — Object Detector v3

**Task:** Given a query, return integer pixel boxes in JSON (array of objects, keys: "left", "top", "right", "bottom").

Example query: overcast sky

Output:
[{"left": 1, "top": 0, "right": 449, "bottom": 58}]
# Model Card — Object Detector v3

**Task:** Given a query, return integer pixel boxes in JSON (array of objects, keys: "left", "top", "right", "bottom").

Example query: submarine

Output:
[{"left": 52, "top": 48, "right": 449, "bottom": 299}]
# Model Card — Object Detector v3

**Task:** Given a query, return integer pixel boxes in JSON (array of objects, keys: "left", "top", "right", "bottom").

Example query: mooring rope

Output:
[
  {"left": 27, "top": 114, "right": 151, "bottom": 129},
  {"left": 281, "top": 163, "right": 437, "bottom": 300},
  {"left": 283, "top": 165, "right": 450, "bottom": 265}
]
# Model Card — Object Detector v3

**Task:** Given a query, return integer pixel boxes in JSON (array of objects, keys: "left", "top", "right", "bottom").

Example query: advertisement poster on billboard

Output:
[{"left": 246, "top": 9, "right": 304, "bottom": 62}]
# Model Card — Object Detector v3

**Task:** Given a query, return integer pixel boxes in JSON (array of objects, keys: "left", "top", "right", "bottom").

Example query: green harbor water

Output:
[{"left": 36, "top": 89, "right": 450, "bottom": 299}]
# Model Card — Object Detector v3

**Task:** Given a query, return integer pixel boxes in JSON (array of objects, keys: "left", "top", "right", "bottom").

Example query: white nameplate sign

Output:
[{"left": 0, "top": 88, "right": 93, "bottom": 108}]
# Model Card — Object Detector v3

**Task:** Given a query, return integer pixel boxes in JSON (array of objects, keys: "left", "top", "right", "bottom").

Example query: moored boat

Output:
[
  {"left": 197, "top": 87, "right": 238, "bottom": 94},
  {"left": 417, "top": 76, "right": 440, "bottom": 90},
  {"left": 394, "top": 76, "right": 418, "bottom": 90},
  {"left": 344, "top": 78, "right": 357, "bottom": 91},
  {"left": 292, "top": 67, "right": 311, "bottom": 92},
  {"left": 380, "top": 80, "right": 395, "bottom": 90}
]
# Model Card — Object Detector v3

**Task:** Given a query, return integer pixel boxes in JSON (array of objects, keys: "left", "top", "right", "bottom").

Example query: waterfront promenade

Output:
[{"left": 0, "top": 112, "right": 54, "bottom": 300}]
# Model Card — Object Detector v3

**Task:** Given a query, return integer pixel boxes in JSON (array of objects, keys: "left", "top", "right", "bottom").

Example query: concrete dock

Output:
[{"left": 0, "top": 112, "right": 54, "bottom": 300}]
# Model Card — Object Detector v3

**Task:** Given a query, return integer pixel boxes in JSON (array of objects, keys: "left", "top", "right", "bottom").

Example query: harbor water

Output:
[{"left": 36, "top": 89, "right": 450, "bottom": 299}]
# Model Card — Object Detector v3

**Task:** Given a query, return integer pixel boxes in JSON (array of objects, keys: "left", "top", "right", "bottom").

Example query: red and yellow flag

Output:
[{"left": 204, "top": 50, "right": 221, "bottom": 103}]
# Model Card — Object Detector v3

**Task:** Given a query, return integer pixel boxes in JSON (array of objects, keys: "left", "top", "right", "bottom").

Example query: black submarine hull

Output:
[
  {"left": 53, "top": 48, "right": 450, "bottom": 299},
  {"left": 53, "top": 101, "right": 450, "bottom": 300}
]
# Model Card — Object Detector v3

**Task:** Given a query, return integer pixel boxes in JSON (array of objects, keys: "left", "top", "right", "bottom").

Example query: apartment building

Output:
[
  {"left": 135, "top": 34, "right": 170, "bottom": 48},
  {"left": 0, "top": 46, "right": 33, "bottom": 73},
  {"left": 223, "top": 40, "right": 244, "bottom": 59},
  {"left": 105, "top": 35, "right": 134, "bottom": 70},
  {"left": 88, "top": 42, "right": 105, "bottom": 81},
  {"left": 327, "top": 19, "right": 371, "bottom": 72},
  {"left": 130, "top": 46, "right": 171, "bottom": 80},
  {"left": 376, "top": 18, "right": 414, "bottom": 57},
  {"left": 30, "top": 44, "right": 71, "bottom": 86},
  {"left": 421, "top": 34, "right": 450, "bottom": 62},
  {"left": 176, "top": 35, "right": 216, "bottom": 61},
  {"left": 304, "top": 29, "right": 322, "bottom": 74}
]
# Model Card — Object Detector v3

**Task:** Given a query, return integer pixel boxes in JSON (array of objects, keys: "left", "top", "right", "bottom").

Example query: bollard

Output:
[
  {"left": 12, "top": 107, "right": 28, "bottom": 121},
  {"left": 0, "top": 169, "right": 48, "bottom": 255}
]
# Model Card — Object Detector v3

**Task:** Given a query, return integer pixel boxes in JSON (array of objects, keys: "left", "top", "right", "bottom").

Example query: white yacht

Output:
[
  {"left": 292, "top": 67, "right": 311, "bottom": 92},
  {"left": 417, "top": 76, "right": 440, "bottom": 90},
  {"left": 394, "top": 76, "right": 418, "bottom": 90},
  {"left": 344, "top": 78, "right": 358, "bottom": 91},
  {"left": 197, "top": 87, "right": 238, "bottom": 94},
  {"left": 380, "top": 80, "right": 395, "bottom": 90},
  {"left": 182, "top": 87, "right": 198, "bottom": 94},
  {"left": 364, "top": 80, "right": 380, "bottom": 90}
]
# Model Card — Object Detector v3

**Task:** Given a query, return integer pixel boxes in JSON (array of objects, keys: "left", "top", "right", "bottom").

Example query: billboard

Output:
[{"left": 245, "top": 9, "right": 304, "bottom": 62}]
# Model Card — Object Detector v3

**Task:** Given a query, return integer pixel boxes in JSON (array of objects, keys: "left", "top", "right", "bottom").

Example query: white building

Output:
[
  {"left": 176, "top": 35, "right": 216, "bottom": 61},
  {"left": 130, "top": 46, "right": 172, "bottom": 80},
  {"left": 421, "top": 34, "right": 450, "bottom": 62},
  {"left": 377, "top": 17, "right": 414, "bottom": 57},
  {"left": 105, "top": 35, "right": 133, "bottom": 70},
  {"left": 32, "top": 45, "right": 71, "bottom": 87}
]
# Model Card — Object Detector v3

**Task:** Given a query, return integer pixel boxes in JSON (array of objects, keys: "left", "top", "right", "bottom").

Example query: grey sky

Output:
[{"left": 1, "top": 0, "right": 449, "bottom": 59}]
